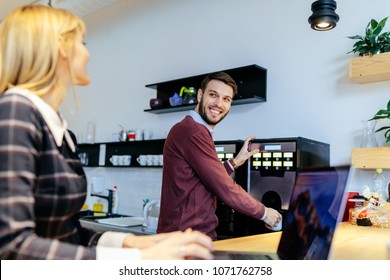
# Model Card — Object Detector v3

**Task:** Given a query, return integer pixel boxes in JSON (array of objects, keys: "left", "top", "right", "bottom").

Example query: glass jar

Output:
[{"left": 360, "top": 120, "right": 378, "bottom": 148}]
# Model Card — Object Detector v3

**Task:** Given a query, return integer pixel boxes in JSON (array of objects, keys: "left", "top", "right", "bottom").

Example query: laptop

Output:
[{"left": 214, "top": 165, "right": 350, "bottom": 260}]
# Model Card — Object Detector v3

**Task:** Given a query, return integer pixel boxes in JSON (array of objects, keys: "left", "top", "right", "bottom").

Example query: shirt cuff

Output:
[
  {"left": 260, "top": 207, "right": 267, "bottom": 220},
  {"left": 226, "top": 160, "right": 235, "bottom": 171},
  {"left": 96, "top": 231, "right": 141, "bottom": 260},
  {"left": 96, "top": 247, "right": 141, "bottom": 260},
  {"left": 97, "top": 231, "right": 132, "bottom": 248}
]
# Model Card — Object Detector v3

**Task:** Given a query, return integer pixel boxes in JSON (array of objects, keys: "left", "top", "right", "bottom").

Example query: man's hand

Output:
[
  {"left": 232, "top": 136, "right": 259, "bottom": 167},
  {"left": 263, "top": 207, "right": 282, "bottom": 229}
]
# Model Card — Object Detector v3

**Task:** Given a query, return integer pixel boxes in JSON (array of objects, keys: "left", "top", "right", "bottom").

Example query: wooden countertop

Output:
[{"left": 214, "top": 222, "right": 390, "bottom": 260}]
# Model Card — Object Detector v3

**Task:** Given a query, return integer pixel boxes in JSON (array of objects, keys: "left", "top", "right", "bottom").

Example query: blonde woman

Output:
[{"left": 0, "top": 5, "right": 213, "bottom": 260}]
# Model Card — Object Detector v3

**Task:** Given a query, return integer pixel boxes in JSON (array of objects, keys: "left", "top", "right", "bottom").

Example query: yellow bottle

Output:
[{"left": 93, "top": 199, "right": 103, "bottom": 212}]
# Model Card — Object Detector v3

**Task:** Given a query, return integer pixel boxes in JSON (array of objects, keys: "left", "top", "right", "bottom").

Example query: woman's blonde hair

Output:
[{"left": 0, "top": 5, "right": 86, "bottom": 106}]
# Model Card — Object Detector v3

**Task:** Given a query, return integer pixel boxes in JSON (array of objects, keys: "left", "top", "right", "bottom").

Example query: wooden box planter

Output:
[
  {"left": 349, "top": 52, "right": 390, "bottom": 84},
  {"left": 351, "top": 147, "right": 390, "bottom": 169}
]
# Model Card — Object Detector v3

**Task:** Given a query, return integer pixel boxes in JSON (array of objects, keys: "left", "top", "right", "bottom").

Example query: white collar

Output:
[
  {"left": 5, "top": 88, "right": 76, "bottom": 152},
  {"left": 188, "top": 110, "right": 214, "bottom": 134}
]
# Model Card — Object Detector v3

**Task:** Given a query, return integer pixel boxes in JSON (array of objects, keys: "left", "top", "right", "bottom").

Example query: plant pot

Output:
[{"left": 349, "top": 52, "right": 390, "bottom": 84}]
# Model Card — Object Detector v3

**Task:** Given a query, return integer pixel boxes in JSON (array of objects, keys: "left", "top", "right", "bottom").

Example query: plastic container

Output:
[
  {"left": 388, "top": 182, "right": 390, "bottom": 202},
  {"left": 93, "top": 199, "right": 103, "bottom": 212},
  {"left": 112, "top": 186, "right": 119, "bottom": 214},
  {"left": 372, "top": 168, "right": 387, "bottom": 202}
]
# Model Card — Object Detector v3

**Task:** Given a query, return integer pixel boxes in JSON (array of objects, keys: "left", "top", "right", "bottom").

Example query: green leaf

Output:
[
  {"left": 348, "top": 17, "right": 390, "bottom": 56},
  {"left": 374, "top": 109, "right": 390, "bottom": 116},
  {"left": 387, "top": 100, "right": 390, "bottom": 111},
  {"left": 373, "top": 25, "right": 383, "bottom": 36},
  {"left": 378, "top": 17, "right": 388, "bottom": 28},
  {"left": 347, "top": 35, "right": 363, "bottom": 40},
  {"left": 368, "top": 34, "right": 377, "bottom": 44},
  {"left": 385, "top": 130, "right": 390, "bottom": 142},
  {"left": 375, "top": 126, "right": 390, "bottom": 132},
  {"left": 370, "top": 19, "right": 379, "bottom": 29}
]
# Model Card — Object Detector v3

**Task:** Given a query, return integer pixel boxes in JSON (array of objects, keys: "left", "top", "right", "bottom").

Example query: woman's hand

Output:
[
  {"left": 123, "top": 232, "right": 175, "bottom": 249},
  {"left": 124, "top": 229, "right": 214, "bottom": 260}
]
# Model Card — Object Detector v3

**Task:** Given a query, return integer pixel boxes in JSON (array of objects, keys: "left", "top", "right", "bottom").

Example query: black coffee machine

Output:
[{"left": 215, "top": 137, "right": 330, "bottom": 239}]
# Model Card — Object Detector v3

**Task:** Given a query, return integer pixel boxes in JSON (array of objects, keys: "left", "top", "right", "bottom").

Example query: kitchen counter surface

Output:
[
  {"left": 80, "top": 219, "right": 154, "bottom": 236},
  {"left": 213, "top": 221, "right": 390, "bottom": 260}
]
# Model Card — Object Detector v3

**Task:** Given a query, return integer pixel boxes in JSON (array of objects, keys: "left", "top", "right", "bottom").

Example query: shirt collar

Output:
[
  {"left": 4, "top": 88, "right": 76, "bottom": 152},
  {"left": 188, "top": 110, "right": 214, "bottom": 134}
]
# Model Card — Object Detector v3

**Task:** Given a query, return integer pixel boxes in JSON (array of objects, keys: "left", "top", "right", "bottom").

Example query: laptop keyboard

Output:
[{"left": 228, "top": 253, "right": 273, "bottom": 260}]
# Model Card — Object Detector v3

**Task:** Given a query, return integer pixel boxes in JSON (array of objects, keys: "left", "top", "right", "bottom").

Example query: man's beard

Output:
[{"left": 198, "top": 97, "right": 228, "bottom": 126}]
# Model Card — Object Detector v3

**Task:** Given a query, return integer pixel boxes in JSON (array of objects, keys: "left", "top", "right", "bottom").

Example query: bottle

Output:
[
  {"left": 93, "top": 199, "right": 103, "bottom": 212},
  {"left": 371, "top": 168, "right": 387, "bottom": 203},
  {"left": 388, "top": 182, "right": 390, "bottom": 202},
  {"left": 112, "top": 186, "right": 119, "bottom": 214}
]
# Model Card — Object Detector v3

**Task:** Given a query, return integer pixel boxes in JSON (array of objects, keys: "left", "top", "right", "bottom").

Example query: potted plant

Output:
[
  {"left": 348, "top": 17, "right": 390, "bottom": 83},
  {"left": 348, "top": 17, "right": 390, "bottom": 56},
  {"left": 369, "top": 99, "right": 390, "bottom": 143}
]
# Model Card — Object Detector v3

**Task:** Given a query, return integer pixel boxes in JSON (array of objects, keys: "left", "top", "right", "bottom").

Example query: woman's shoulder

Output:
[
  {"left": 0, "top": 93, "right": 42, "bottom": 121},
  {"left": 0, "top": 92, "right": 36, "bottom": 108}
]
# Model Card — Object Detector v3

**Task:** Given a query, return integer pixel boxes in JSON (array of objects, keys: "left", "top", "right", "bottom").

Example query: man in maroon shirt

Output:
[{"left": 158, "top": 72, "right": 282, "bottom": 240}]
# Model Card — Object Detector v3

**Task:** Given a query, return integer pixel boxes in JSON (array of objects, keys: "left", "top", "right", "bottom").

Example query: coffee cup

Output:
[
  {"left": 79, "top": 152, "right": 89, "bottom": 166},
  {"left": 143, "top": 200, "right": 160, "bottom": 234},
  {"left": 266, "top": 217, "right": 282, "bottom": 231},
  {"left": 146, "top": 154, "right": 154, "bottom": 166},
  {"left": 135, "top": 129, "right": 143, "bottom": 141},
  {"left": 152, "top": 155, "right": 160, "bottom": 166},
  {"left": 122, "top": 155, "right": 131, "bottom": 166},
  {"left": 144, "top": 130, "right": 153, "bottom": 140},
  {"left": 110, "top": 155, "right": 120, "bottom": 166},
  {"left": 137, "top": 155, "right": 147, "bottom": 166}
]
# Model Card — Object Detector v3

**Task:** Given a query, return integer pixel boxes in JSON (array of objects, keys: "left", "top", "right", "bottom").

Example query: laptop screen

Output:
[{"left": 277, "top": 166, "right": 350, "bottom": 260}]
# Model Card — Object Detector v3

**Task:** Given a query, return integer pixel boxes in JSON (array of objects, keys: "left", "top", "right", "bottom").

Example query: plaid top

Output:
[{"left": 0, "top": 89, "right": 100, "bottom": 259}]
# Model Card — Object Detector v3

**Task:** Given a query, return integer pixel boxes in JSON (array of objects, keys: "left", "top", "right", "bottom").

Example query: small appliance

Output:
[{"left": 215, "top": 137, "right": 330, "bottom": 239}]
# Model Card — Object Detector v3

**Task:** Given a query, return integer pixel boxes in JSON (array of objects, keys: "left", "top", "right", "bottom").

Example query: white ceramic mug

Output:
[
  {"left": 144, "top": 130, "right": 153, "bottom": 140},
  {"left": 121, "top": 155, "right": 131, "bottom": 166},
  {"left": 152, "top": 155, "right": 160, "bottom": 166},
  {"left": 110, "top": 155, "right": 120, "bottom": 166},
  {"left": 146, "top": 154, "right": 154, "bottom": 166},
  {"left": 143, "top": 200, "right": 160, "bottom": 233},
  {"left": 85, "top": 121, "right": 95, "bottom": 144},
  {"left": 135, "top": 129, "right": 143, "bottom": 141},
  {"left": 137, "top": 155, "right": 147, "bottom": 166},
  {"left": 265, "top": 217, "right": 282, "bottom": 231}
]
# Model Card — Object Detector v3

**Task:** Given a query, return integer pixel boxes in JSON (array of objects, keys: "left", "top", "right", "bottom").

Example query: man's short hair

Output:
[{"left": 200, "top": 71, "right": 237, "bottom": 96}]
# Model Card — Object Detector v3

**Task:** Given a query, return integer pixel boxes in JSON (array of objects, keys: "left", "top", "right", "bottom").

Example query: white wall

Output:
[
  {"left": 59, "top": 0, "right": 390, "bottom": 213},
  {"left": 84, "top": 167, "right": 162, "bottom": 217}
]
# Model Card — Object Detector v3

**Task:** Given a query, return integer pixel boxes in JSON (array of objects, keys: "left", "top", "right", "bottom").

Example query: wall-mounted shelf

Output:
[
  {"left": 351, "top": 147, "right": 390, "bottom": 169},
  {"left": 78, "top": 139, "right": 165, "bottom": 168},
  {"left": 349, "top": 52, "right": 390, "bottom": 84},
  {"left": 144, "top": 64, "right": 267, "bottom": 114}
]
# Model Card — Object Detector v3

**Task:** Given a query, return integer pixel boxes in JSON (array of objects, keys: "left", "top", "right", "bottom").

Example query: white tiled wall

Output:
[{"left": 83, "top": 167, "right": 163, "bottom": 217}]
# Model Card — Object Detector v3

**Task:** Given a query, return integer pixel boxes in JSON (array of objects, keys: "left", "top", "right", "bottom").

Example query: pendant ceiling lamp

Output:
[
  {"left": 308, "top": 0, "right": 339, "bottom": 31},
  {"left": 36, "top": 0, "right": 121, "bottom": 17}
]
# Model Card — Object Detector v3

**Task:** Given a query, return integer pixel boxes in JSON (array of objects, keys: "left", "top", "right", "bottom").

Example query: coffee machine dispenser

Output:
[{"left": 215, "top": 137, "right": 330, "bottom": 239}]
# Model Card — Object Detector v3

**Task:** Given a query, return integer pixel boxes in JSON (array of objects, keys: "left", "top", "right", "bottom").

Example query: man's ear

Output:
[{"left": 197, "top": 89, "right": 203, "bottom": 103}]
